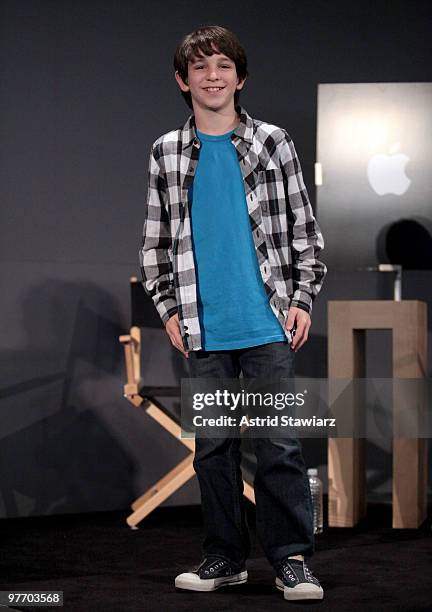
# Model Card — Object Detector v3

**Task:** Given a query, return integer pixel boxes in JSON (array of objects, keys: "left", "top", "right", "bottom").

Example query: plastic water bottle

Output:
[{"left": 307, "top": 468, "right": 323, "bottom": 534}]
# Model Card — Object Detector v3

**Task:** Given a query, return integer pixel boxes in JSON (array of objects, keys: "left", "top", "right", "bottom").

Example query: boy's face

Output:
[{"left": 175, "top": 46, "right": 246, "bottom": 113}]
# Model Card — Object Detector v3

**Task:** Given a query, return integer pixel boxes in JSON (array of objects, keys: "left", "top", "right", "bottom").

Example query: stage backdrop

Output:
[{"left": 1, "top": 0, "right": 432, "bottom": 518}]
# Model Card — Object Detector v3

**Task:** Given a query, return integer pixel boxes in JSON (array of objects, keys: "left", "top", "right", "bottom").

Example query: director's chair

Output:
[{"left": 119, "top": 276, "right": 256, "bottom": 528}]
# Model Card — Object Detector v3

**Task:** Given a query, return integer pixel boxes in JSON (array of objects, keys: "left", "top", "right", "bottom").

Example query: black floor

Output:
[{"left": 1, "top": 500, "right": 431, "bottom": 612}]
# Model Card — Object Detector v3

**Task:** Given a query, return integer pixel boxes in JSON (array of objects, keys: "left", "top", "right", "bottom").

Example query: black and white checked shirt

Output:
[{"left": 139, "top": 105, "right": 327, "bottom": 352}]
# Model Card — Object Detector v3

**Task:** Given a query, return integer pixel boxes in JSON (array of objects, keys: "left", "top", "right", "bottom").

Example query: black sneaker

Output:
[
  {"left": 275, "top": 557, "right": 324, "bottom": 601},
  {"left": 175, "top": 555, "right": 248, "bottom": 592}
]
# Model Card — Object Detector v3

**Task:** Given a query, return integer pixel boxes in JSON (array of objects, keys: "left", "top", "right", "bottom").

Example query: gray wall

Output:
[{"left": 1, "top": 0, "right": 431, "bottom": 517}]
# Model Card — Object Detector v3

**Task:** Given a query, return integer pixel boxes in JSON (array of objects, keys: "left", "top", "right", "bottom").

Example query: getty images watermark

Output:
[
  {"left": 180, "top": 377, "right": 432, "bottom": 438},
  {"left": 190, "top": 387, "right": 336, "bottom": 430}
]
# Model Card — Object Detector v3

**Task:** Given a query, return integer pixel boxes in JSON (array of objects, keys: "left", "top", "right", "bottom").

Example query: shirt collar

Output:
[{"left": 181, "top": 104, "right": 254, "bottom": 150}]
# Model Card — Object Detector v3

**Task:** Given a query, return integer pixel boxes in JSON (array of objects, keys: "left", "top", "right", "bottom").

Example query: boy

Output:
[{"left": 139, "top": 25, "right": 327, "bottom": 602}]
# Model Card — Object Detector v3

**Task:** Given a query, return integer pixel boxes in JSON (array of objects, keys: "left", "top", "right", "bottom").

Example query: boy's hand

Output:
[
  {"left": 165, "top": 313, "right": 189, "bottom": 358},
  {"left": 285, "top": 307, "right": 311, "bottom": 352}
]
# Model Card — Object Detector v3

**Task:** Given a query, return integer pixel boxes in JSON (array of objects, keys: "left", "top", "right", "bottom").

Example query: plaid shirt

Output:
[{"left": 139, "top": 105, "right": 327, "bottom": 352}]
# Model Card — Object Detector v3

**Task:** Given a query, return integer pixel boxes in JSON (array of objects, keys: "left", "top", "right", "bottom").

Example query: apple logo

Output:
[{"left": 367, "top": 142, "right": 411, "bottom": 196}]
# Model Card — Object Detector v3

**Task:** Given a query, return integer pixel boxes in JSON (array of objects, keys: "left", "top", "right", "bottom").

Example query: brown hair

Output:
[{"left": 173, "top": 25, "right": 249, "bottom": 110}]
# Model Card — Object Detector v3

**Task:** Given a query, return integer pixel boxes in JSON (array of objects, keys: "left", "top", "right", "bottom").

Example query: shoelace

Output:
[
  {"left": 281, "top": 560, "right": 316, "bottom": 583},
  {"left": 198, "top": 557, "right": 227, "bottom": 573}
]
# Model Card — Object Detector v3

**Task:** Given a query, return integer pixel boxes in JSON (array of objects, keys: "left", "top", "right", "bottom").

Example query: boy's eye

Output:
[{"left": 194, "top": 64, "right": 231, "bottom": 69}]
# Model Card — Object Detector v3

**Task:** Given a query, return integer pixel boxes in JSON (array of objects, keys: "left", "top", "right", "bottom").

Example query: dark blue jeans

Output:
[{"left": 188, "top": 340, "right": 315, "bottom": 569}]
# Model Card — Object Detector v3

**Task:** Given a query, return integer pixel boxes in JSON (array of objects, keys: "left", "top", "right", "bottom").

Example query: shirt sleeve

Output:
[
  {"left": 139, "top": 144, "right": 178, "bottom": 325},
  {"left": 278, "top": 130, "right": 327, "bottom": 315}
]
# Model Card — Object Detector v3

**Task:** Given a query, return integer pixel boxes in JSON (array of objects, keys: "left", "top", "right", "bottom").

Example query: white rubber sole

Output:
[
  {"left": 275, "top": 577, "right": 324, "bottom": 600},
  {"left": 175, "top": 570, "right": 248, "bottom": 592}
]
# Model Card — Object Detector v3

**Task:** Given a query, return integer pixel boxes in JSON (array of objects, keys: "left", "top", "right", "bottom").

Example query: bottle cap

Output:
[{"left": 307, "top": 468, "right": 318, "bottom": 476}]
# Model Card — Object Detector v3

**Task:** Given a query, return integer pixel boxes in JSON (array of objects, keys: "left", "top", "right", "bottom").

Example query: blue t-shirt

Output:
[{"left": 189, "top": 127, "right": 286, "bottom": 350}]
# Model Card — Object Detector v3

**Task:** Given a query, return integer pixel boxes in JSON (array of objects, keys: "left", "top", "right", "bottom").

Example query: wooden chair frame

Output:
[{"left": 119, "top": 317, "right": 255, "bottom": 528}]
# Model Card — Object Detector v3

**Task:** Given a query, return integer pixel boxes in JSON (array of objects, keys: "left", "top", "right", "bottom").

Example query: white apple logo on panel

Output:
[{"left": 367, "top": 142, "right": 411, "bottom": 195}]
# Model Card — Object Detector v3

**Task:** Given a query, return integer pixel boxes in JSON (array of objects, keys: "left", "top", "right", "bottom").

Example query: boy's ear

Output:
[
  {"left": 175, "top": 70, "right": 189, "bottom": 92},
  {"left": 236, "top": 75, "right": 247, "bottom": 91}
]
